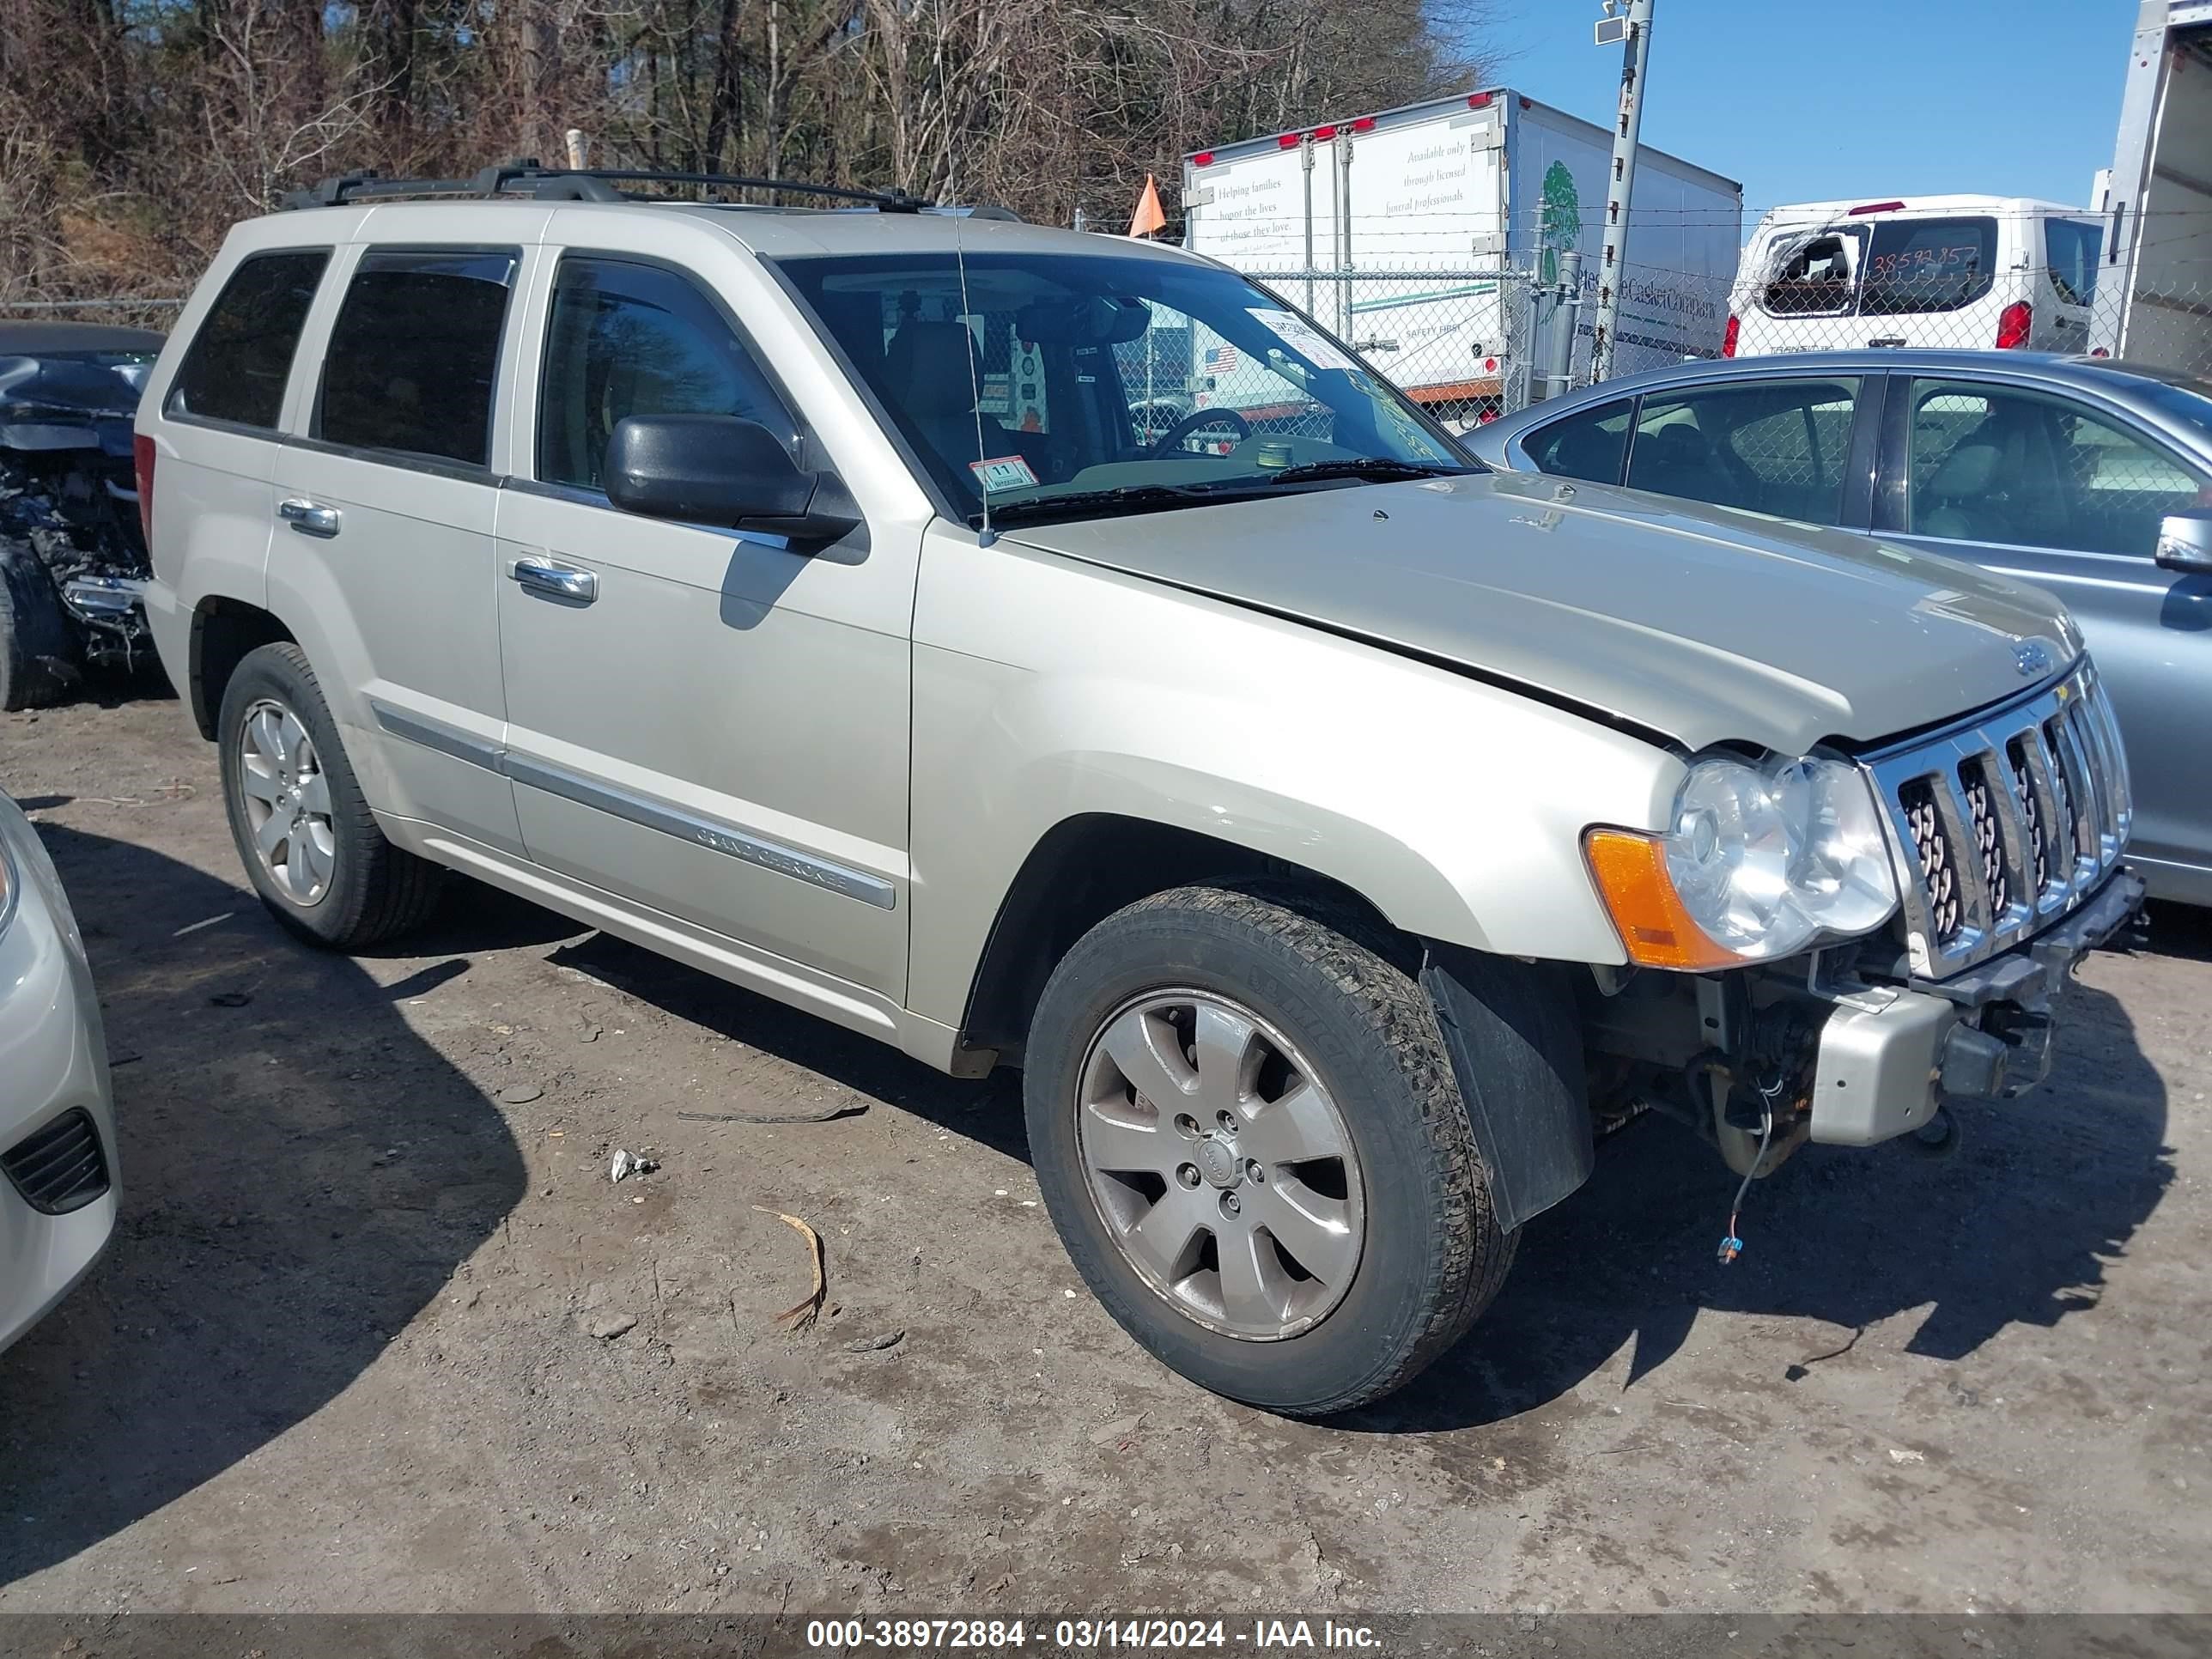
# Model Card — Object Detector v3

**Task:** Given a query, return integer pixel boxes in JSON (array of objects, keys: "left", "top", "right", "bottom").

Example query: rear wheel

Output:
[
  {"left": 1024, "top": 884, "right": 1514, "bottom": 1416},
  {"left": 0, "top": 537, "right": 80, "bottom": 712},
  {"left": 217, "top": 642, "right": 442, "bottom": 948}
]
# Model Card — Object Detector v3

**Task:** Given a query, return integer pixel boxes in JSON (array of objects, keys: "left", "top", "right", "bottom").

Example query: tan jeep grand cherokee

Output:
[{"left": 135, "top": 166, "right": 2142, "bottom": 1414}]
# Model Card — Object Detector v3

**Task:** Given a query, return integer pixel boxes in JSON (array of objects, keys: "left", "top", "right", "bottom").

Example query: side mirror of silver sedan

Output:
[{"left": 2155, "top": 507, "right": 2212, "bottom": 574}]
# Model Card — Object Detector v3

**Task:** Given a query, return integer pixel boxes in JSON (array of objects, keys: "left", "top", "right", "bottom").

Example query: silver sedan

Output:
[
  {"left": 0, "top": 789, "right": 118, "bottom": 1354},
  {"left": 1468, "top": 352, "right": 2212, "bottom": 905}
]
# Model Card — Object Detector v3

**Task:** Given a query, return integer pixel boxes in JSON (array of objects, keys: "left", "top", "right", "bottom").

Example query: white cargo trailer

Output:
[
  {"left": 1180, "top": 88, "right": 1741, "bottom": 416},
  {"left": 2092, "top": 1, "right": 2212, "bottom": 370}
]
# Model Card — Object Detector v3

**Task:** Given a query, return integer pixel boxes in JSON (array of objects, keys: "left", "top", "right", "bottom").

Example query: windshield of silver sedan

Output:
[{"left": 774, "top": 251, "right": 1473, "bottom": 526}]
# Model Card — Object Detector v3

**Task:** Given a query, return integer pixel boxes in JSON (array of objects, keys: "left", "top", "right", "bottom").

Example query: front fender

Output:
[{"left": 906, "top": 529, "right": 1680, "bottom": 1030}]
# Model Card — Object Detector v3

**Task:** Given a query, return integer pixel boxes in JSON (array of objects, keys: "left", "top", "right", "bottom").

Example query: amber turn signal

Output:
[{"left": 1582, "top": 828, "right": 1741, "bottom": 972}]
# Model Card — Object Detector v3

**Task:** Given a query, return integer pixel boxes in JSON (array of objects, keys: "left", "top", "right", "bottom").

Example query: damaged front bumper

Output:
[{"left": 1807, "top": 867, "right": 2146, "bottom": 1146}]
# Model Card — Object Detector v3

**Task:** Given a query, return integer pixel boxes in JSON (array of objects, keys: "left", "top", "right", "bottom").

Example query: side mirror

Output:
[
  {"left": 605, "top": 415, "right": 860, "bottom": 545},
  {"left": 2155, "top": 507, "right": 2212, "bottom": 575}
]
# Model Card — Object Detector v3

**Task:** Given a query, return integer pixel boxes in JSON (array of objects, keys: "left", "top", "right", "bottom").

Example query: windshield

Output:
[{"left": 775, "top": 251, "right": 1470, "bottom": 526}]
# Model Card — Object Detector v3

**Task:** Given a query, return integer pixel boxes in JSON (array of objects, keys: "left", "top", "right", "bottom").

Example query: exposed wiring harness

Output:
[{"left": 1717, "top": 1071, "right": 1786, "bottom": 1266}]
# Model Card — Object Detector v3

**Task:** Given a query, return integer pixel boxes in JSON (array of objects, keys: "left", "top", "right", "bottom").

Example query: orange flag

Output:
[{"left": 1127, "top": 173, "right": 1166, "bottom": 239}]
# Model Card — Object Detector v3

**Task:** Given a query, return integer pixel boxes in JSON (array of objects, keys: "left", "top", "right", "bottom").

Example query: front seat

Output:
[
  {"left": 1917, "top": 440, "right": 2011, "bottom": 544},
  {"left": 884, "top": 320, "right": 1029, "bottom": 480}
]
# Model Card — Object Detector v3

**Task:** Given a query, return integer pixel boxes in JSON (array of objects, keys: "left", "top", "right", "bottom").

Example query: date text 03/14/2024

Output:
[{"left": 804, "top": 1620, "right": 1383, "bottom": 1650}]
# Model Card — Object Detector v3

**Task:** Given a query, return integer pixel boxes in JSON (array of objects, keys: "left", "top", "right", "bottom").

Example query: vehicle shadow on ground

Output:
[
  {"left": 0, "top": 826, "right": 526, "bottom": 1589},
  {"left": 550, "top": 930, "right": 2174, "bottom": 1436},
  {"left": 2143, "top": 900, "right": 2212, "bottom": 964},
  {"left": 549, "top": 931, "right": 1029, "bottom": 1162}
]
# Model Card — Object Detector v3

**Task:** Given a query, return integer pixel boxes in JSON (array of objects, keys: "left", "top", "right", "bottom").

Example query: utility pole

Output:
[{"left": 1588, "top": 0, "right": 1653, "bottom": 384}]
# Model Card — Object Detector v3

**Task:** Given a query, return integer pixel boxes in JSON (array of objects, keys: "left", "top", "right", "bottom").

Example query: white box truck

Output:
[
  {"left": 2091, "top": 1, "right": 2212, "bottom": 370},
  {"left": 1179, "top": 88, "right": 1741, "bottom": 418}
]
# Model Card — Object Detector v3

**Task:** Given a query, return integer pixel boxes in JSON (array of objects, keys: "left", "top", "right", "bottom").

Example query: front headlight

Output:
[{"left": 1585, "top": 754, "right": 1899, "bottom": 969}]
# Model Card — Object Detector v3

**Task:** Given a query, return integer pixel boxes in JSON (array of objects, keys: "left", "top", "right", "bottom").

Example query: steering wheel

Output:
[{"left": 1149, "top": 406, "right": 1252, "bottom": 457}]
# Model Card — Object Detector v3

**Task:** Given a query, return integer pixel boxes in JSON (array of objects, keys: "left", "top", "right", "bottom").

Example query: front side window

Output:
[
  {"left": 2044, "top": 219, "right": 2102, "bottom": 307},
  {"left": 166, "top": 249, "right": 331, "bottom": 428},
  {"left": 1861, "top": 217, "right": 1997, "bottom": 316},
  {"left": 775, "top": 251, "right": 1468, "bottom": 526},
  {"left": 538, "top": 257, "right": 793, "bottom": 491},
  {"left": 317, "top": 248, "right": 518, "bottom": 466},
  {"left": 1905, "top": 378, "right": 2209, "bottom": 556},
  {"left": 1525, "top": 398, "right": 1631, "bottom": 484},
  {"left": 1626, "top": 379, "right": 1861, "bottom": 525}
]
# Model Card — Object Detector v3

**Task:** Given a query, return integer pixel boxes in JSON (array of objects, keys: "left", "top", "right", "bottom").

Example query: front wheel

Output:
[
  {"left": 1024, "top": 885, "right": 1514, "bottom": 1416},
  {"left": 0, "top": 537, "right": 80, "bottom": 712}
]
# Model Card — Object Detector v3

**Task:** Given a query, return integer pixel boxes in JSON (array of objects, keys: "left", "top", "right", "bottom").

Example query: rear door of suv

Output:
[
  {"left": 147, "top": 244, "right": 331, "bottom": 687},
  {"left": 265, "top": 210, "right": 544, "bottom": 857}
]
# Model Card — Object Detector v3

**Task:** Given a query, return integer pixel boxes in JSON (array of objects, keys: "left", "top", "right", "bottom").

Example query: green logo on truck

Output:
[{"left": 1540, "top": 161, "right": 1580, "bottom": 285}]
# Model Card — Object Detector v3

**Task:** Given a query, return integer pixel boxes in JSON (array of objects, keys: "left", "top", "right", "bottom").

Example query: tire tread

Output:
[{"left": 1029, "top": 880, "right": 1516, "bottom": 1416}]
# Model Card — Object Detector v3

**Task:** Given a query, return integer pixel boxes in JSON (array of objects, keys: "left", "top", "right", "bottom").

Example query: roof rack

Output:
[{"left": 281, "top": 162, "right": 933, "bottom": 213}]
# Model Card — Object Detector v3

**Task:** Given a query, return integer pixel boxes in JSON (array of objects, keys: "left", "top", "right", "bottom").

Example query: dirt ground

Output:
[{"left": 1, "top": 694, "right": 2208, "bottom": 1618}]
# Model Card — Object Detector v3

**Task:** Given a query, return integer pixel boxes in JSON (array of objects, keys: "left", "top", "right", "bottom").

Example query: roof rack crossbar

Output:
[{"left": 281, "top": 164, "right": 928, "bottom": 213}]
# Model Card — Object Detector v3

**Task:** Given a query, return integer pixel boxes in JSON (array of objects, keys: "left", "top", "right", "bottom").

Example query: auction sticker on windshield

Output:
[
  {"left": 969, "top": 454, "right": 1039, "bottom": 492},
  {"left": 1249, "top": 307, "right": 1358, "bottom": 373}
]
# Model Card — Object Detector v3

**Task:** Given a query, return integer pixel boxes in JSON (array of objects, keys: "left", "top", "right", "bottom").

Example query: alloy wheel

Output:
[
  {"left": 1075, "top": 988, "right": 1366, "bottom": 1340},
  {"left": 236, "top": 696, "right": 337, "bottom": 906}
]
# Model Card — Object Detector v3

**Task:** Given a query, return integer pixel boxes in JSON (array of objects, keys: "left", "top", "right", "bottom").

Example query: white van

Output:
[{"left": 1725, "top": 195, "right": 2104, "bottom": 359}]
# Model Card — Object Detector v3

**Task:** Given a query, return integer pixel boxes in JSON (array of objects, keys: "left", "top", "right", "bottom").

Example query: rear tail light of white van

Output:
[
  {"left": 1722, "top": 314, "right": 1740, "bottom": 357},
  {"left": 1996, "top": 301, "right": 2033, "bottom": 349}
]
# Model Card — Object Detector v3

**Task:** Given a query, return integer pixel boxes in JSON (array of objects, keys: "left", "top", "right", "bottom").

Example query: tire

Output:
[
  {"left": 0, "top": 537, "right": 81, "bottom": 712},
  {"left": 1024, "top": 884, "right": 1515, "bottom": 1416},
  {"left": 216, "top": 641, "right": 443, "bottom": 948}
]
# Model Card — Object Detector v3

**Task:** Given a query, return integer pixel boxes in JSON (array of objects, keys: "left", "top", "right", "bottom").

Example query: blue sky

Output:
[{"left": 1488, "top": 1, "right": 2136, "bottom": 218}]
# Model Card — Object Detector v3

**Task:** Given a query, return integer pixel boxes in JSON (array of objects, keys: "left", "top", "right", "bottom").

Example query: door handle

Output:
[
  {"left": 509, "top": 554, "right": 599, "bottom": 605},
  {"left": 278, "top": 498, "right": 342, "bottom": 538}
]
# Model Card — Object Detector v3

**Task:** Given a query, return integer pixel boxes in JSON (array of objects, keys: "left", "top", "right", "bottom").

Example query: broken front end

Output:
[{"left": 0, "top": 324, "right": 164, "bottom": 708}]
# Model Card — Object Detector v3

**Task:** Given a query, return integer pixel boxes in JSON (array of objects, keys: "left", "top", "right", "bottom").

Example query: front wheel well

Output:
[
  {"left": 958, "top": 814, "right": 1404, "bottom": 1068},
  {"left": 188, "top": 598, "right": 295, "bottom": 739}
]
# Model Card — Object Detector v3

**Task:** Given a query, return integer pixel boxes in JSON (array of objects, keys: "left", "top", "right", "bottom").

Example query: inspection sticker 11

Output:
[{"left": 969, "top": 454, "right": 1038, "bottom": 492}]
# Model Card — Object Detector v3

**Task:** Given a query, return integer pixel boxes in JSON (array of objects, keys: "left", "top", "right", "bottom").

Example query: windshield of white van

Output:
[
  {"left": 1859, "top": 217, "right": 1997, "bottom": 315},
  {"left": 775, "top": 252, "right": 1470, "bottom": 526}
]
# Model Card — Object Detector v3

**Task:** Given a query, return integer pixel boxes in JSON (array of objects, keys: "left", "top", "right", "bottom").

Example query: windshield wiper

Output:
[
  {"left": 1263, "top": 459, "right": 1476, "bottom": 485},
  {"left": 980, "top": 480, "right": 1275, "bottom": 526}
]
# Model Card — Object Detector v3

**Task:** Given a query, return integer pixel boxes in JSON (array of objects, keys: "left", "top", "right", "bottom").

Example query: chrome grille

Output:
[
  {"left": 1862, "top": 659, "right": 2130, "bottom": 979},
  {"left": 1898, "top": 780, "right": 1962, "bottom": 945},
  {"left": 2005, "top": 736, "right": 2047, "bottom": 892},
  {"left": 1958, "top": 761, "right": 2009, "bottom": 920}
]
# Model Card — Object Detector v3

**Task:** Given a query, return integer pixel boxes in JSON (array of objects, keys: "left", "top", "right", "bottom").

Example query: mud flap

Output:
[{"left": 1419, "top": 943, "right": 1594, "bottom": 1235}]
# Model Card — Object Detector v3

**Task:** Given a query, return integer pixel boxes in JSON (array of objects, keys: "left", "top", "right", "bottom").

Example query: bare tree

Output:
[{"left": 0, "top": 0, "right": 1494, "bottom": 305}]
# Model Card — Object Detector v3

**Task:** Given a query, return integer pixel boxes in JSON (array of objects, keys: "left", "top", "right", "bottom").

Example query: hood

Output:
[
  {"left": 1, "top": 352, "right": 148, "bottom": 453},
  {"left": 1002, "top": 471, "right": 2081, "bottom": 756}
]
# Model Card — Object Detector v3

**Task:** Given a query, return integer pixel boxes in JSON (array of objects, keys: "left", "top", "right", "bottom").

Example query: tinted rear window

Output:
[
  {"left": 166, "top": 249, "right": 331, "bottom": 429},
  {"left": 2045, "top": 218, "right": 2102, "bottom": 306},
  {"left": 1861, "top": 217, "right": 1996, "bottom": 316},
  {"left": 317, "top": 249, "right": 518, "bottom": 466}
]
